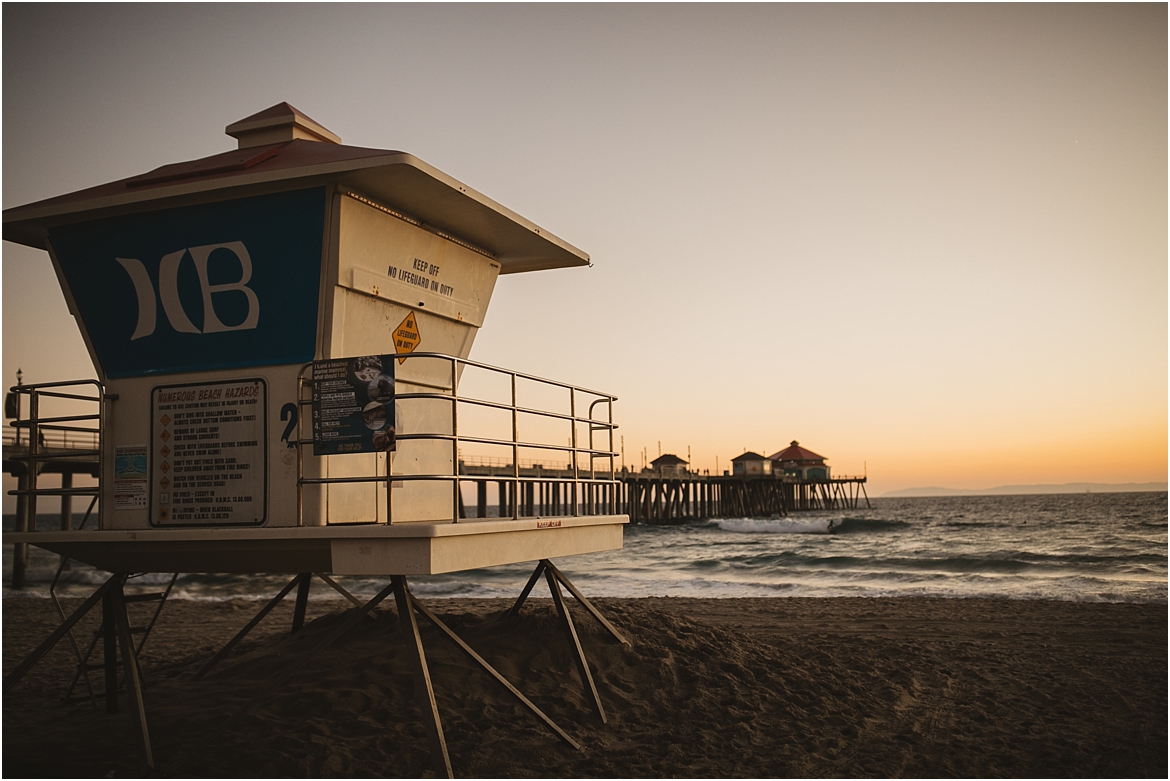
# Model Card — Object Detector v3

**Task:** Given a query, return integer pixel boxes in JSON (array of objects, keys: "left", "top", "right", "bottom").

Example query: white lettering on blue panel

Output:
[
  {"left": 50, "top": 188, "right": 325, "bottom": 378},
  {"left": 118, "top": 242, "right": 260, "bottom": 339}
]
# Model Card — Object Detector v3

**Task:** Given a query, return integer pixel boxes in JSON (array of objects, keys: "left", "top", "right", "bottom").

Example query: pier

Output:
[{"left": 456, "top": 458, "right": 870, "bottom": 523}]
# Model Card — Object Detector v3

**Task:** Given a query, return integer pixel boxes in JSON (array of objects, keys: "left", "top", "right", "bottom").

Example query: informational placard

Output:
[
  {"left": 150, "top": 378, "right": 267, "bottom": 526},
  {"left": 113, "top": 445, "right": 148, "bottom": 510},
  {"left": 312, "top": 355, "right": 396, "bottom": 455}
]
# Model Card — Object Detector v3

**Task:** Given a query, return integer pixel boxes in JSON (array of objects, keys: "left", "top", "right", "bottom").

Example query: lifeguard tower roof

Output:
[{"left": 3, "top": 102, "right": 589, "bottom": 275}]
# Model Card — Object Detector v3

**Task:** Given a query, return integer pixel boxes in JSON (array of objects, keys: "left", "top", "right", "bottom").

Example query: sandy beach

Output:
[{"left": 3, "top": 594, "right": 1165, "bottom": 778}]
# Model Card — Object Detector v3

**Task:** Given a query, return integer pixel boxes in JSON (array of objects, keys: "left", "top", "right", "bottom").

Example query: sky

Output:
[{"left": 3, "top": 3, "right": 1166, "bottom": 504}]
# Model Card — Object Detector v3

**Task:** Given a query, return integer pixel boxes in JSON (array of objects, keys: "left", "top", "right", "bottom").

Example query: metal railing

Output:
[
  {"left": 459, "top": 455, "right": 573, "bottom": 472},
  {"left": 295, "top": 352, "right": 619, "bottom": 524},
  {"left": 779, "top": 474, "right": 866, "bottom": 482},
  {"left": 4, "top": 427, "right": 101, "bottom": 452},
  {"left": 5, "top": 380, "right": 107, "bottom": 587},
  {"left": 5, "top": 379, "right": 105, "bottom": 508}
]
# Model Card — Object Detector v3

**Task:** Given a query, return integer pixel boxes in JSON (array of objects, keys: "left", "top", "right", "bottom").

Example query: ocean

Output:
[{"left": 3, "top": 492, "right": 1165, "bottom": 604}]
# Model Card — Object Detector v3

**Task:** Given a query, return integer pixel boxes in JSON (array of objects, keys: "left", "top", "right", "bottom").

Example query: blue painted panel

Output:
[{"left": 50, "top": 188, "right": 326, "bottom": 378}]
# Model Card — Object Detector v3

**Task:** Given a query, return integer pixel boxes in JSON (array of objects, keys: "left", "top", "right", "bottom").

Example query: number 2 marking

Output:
[{"left": 280, "top": 403, "right": 298, "bottom": 448}]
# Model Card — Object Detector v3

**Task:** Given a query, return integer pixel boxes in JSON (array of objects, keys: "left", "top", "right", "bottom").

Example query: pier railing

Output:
[
  {"left": 458, "top": 455, "right": 573, "bottom": 473},
  {"left": 3, "top": 428, "right": 101, "bottom": 452}
]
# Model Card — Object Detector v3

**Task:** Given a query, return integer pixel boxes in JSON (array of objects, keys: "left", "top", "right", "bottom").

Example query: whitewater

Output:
[{"left": 4, "top": 492, "right": 1165, "bottom": 603}]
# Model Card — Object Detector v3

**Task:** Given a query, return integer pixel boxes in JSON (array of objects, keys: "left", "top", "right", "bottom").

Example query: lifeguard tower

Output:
[{"left": 3, "top": 103, "right": 627, "bottom": 776}]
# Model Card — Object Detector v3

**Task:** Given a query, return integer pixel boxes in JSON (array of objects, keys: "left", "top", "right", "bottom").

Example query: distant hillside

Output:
[{"left": 881, "top": 482, "right": 1168, "bottom": 498}]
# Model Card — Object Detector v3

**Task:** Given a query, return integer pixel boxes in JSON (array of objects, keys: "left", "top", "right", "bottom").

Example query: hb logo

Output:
[{"left": 116, "top": 242, "right": 260, "bottom": 340}]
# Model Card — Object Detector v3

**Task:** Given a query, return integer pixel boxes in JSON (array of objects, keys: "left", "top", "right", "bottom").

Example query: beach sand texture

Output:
[{"left": 3, "top": 596, "right": 1165, "bottom": 778}]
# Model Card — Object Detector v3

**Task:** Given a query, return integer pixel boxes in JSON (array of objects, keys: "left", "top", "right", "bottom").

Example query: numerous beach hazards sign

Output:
[
  {"left": 150, "top": 379, "right": 267, "bottom": 526},
  {"left": 312, "top": 356, "right": 396, "bottom": 455}
]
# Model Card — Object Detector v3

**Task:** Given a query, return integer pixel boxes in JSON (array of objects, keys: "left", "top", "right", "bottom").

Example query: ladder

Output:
[
  {"left": 48, "top": 502, "right": 178, "bottom": 709},
  {"left": 59, "top": 574, "right": 177, "bottom": 708}
]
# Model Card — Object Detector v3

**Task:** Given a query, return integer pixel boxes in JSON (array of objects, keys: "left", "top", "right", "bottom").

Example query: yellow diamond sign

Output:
[{"left": 393, "top": 311, "right": 421, "bottom": 365}]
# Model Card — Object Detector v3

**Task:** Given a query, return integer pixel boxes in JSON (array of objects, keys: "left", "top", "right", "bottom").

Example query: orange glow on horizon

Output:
[{"left": 627, "top": 421, "right": 1167, "bottom": 495}]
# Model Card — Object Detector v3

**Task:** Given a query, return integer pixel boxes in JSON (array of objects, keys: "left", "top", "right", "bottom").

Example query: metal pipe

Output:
[
  {"left": 97, "top": 382, "right": 108, "bottom": 530},
  {"left": 401, "top": 351, "right": 618, "bottom": 400},
  {"left": 393, "top": 432, "right": 616, "bottom": 458},
  {"left": 12, "top": 469, "right": 29, "bottom": 588},
  {"left": 450, "top": 358, "right": 460, "bottom": 523},
  {"left": 10, "top": 413, "right": 100, "bottom": 426},
  {"left": 23, "top": 391, "right": 40, "bottom": 578},
  {"left": 511, "top": 373, "right": 519, "bottom": 520},
  {"left": 570, "top": 389, "right": 578, "bottom": 516}
]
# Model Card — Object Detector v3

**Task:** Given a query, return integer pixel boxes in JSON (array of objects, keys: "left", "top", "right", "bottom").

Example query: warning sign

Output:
[
  {"left": 150, "top": 379, "right": 267, "bottom": 527},
  {"left": 393, "top": 311, "right": 421, "bottom": 365}
]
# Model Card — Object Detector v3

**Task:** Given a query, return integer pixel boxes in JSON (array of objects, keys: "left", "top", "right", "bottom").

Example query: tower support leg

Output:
[
  {"left": 111, "top": 578, "right": 154, "bottom": 771},
  {"left": 393, "top": 575, "right": 452, "bottom": 779},
  {"left": 102, "top": 590, "right": 119, "bottom": 713},
  {"left": 194, "top": 573, "right": 306, "bottom": 681},
  {"left": 291, "top": 572, "right": 312, "bottom": 634},
  {"left": 545, "top": 567, "right": 606, "bottom": 723}
]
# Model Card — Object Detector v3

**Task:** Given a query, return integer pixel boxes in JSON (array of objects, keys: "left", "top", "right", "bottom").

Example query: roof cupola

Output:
[{"left": 225, "top": 102, "right": 342, "bottom": 149}]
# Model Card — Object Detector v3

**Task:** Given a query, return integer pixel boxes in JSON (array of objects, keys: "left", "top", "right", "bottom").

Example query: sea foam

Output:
[{"left": 715, "top": 517, "right": 834, "bottom": 534}]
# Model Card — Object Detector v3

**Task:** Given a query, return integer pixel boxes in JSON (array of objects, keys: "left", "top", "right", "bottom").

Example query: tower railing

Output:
[
  {"left": 295, "top": 353, "right": 620, "bottom": 524},
  {"left": 4, "top": 379, "right": 106, "bottom": 587}
]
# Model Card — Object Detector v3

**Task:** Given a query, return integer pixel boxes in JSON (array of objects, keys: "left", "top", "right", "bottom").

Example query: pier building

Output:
[
  {"left": 648, "top": 453, "right": 688, "bottom": 477},
  {"left": 731, "top": 451, "right": 772, "bottom": 476},
  {"left": 769, "top": 441, "right": 830, "bottom": 480}
]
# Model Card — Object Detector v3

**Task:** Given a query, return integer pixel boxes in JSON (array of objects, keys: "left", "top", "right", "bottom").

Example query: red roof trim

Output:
[
  {"left": 768, "top": 444, "right": 826, "bottom": 462},
  {"left": 125, "top": 145, "right": 284, "bottom": 188}
]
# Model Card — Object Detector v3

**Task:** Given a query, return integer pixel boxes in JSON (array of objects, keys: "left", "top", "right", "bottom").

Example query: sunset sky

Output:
[{"left": 3, "top": 4, "right": 1166, "bottom": 502}]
